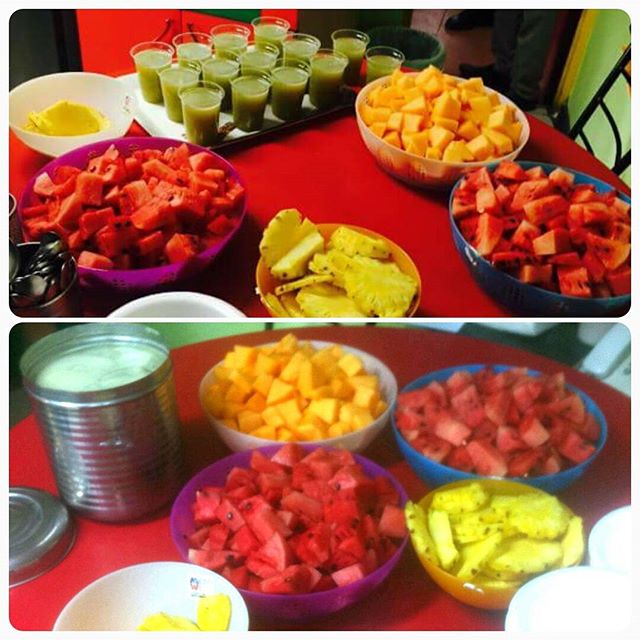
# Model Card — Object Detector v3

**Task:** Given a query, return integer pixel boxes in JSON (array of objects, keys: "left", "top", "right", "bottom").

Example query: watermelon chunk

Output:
[
  {"left": 77, "top": 250, "right": 114, "bottom": 270},
  {"left": 331, "top": 563, "right": 366, "bottom": 587},
  {"left": 466, "top": 440, "right": 507, "bottom": 476},
  {"left": 378, "top": 504, "right": 407, "bottom": 539}
]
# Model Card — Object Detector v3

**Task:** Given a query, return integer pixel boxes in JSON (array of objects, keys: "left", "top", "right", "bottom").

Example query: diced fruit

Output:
[
  {"left": 21, "top": 143, "right": 243, "bottom": 270},
  {"left": 185, "top": 444, "right": 405, "bottom": 595},
  {"left": 453, "top": 162, "right": 631, "bottom": 299},
  {"left": 395, "top": 366, "right": 599, "bottom": 478}
]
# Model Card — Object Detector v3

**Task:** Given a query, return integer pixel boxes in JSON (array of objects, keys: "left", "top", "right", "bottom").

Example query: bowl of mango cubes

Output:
[
  {"left": 199, "top": 333, "right": 397, "bottom": 452},
  {"left": 355, "top": 66, "right": 530, "bottom": 189},
  {"left": 405, "top": 479, "right": 585, "bottom": 609},
  {"left": 256, "top": 209, "right": 421, "bottom": 317}
]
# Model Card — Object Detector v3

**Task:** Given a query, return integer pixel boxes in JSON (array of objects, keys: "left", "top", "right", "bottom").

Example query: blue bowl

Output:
[
  {"left": 449, "top": 161, "right": 631, "bottom": 317},
  {"left": 392, "top": 364, "right": 608, "bottom": 493}
]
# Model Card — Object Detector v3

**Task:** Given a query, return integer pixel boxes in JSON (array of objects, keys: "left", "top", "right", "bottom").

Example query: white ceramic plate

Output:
[
  {"left": 504, "top": 566, "right": 631, "bottom": 632},
  {"left": 53, "top": 561, "right": 249, "bottom": 631},
  {"left": 588, "top": 505, "right": 631, "bottom": 574},
  {"left": 109, "top": 291, "right": 246, "bottom": 318}
]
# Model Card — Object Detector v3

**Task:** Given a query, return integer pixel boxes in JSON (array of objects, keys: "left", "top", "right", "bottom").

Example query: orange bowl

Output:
[
  {"left": 407, "top": 478, "right": 585, "bottom": 610},
  {"left": 256, "top": 223, "right": 422, "bottom": 317}
]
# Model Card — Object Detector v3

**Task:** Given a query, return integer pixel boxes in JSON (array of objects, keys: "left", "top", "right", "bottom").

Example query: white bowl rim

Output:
[
  {"left": 109, "top": 291, "right": 247, "bottom": 318},
  {"left": 355, "top": 71, "right": 531, "bottom": 167},
  {"left": 9, "top": 71, "right": 134, "bottom": 136},
  {"left": 52, "top": 560, "right": 250, "bottom": 631},
  {"left": 199, "top": 339, "right": 398, "bottom": 448}
]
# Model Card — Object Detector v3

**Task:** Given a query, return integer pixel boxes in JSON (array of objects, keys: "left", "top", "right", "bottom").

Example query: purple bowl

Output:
[
  {"left": 170, "top": 444, "right": 409, "bottom": 622},
  {"left": 17, "top": 137, "right": 248, "bottom": 293}
]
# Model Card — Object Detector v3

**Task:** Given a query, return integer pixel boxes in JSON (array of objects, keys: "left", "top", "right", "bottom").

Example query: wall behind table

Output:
[{"left": 567, "top": 9, "right": 630, "bottom": 184}]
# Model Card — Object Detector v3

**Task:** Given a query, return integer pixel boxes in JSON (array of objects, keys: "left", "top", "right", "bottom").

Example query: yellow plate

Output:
[
  {"left": 409, "top": 478, "right": 584, "bottom": 610},
  {"left": 255, "top": 223, "right": 422, "bottom": 317}
]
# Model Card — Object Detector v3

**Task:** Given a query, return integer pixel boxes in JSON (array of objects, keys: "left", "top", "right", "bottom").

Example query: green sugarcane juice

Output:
[
  {"left": 181, "top": 85, "right": 224, "bottom": 146},
  {"left": 159, "top": 67, "right": 200, "bottom": 122},
  {"left": 231, "top": 76, "right": 270, "bottom": 131},
  {"left": 132, "top": 48, "right": 173, "bottom": 104},
  {"left": 202, "top": 57, "right": 239, "bottom": 110},
  {"left": 271, "top": 66, "right": 309, "bottom": 121},
  {"left": 333, "top": 36, "right": 368, "bottom": 85},
  {"left": 309, "top": 51, "right": 347, "bottom": 109}
]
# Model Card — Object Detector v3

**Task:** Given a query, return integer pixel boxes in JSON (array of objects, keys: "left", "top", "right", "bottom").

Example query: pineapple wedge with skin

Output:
[
  {"left": 343, "top": 256, "right": 418, "bottom": 317},
  {"left": 271, "top": 230, "right": 325, "bottom": 280},
  {"left": 259, "top": 208, "right": 319, "bottom": 268},
  {"left": 296, "top": 284, "right": 367, "bottom": 317},
  {"left": 274, "top": 274, "right": 333, "bottom": 295},
  {"left": 328, "top": 226, "right": 391, "bottom": 259},
  {"left": 456, "top": 531, "right": 503, "bottom": 581}
]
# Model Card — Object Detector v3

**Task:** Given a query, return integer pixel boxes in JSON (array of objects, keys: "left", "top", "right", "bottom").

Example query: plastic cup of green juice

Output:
[
  {"left": 270, "top": 61, "right": 309, "bottom": 121},
  {"left": 365, "top": 46, "right": 405, "bottom": 84},
  {"left": 251, "top": 16, "right": 290, "bottom": 54},
  {"left": 231, "top": 74, "right": 271, "bottom": 131},
  {"left": 130, "top": 41, "right": 174, "bottom": 104},
  {"left": 308, "top": 48, "right": 348, "bottom": 110},
  {"left": 172, "top": 32, "right": 212, "bottom": 69},
  {"left": 331, "top": 29, "right": 370, "bottom": 85},
  {"left": 202, "top": 55, "right": 239, "bottom": 110},
  {"left": 211, "top": 23, "right": 251, "bottom": 60},
  {"left": 283, "top": 33, "right": 321, "bottom": 65},
  {"left": 240, "top": 42, "right": 279, "bottom": 77},
  {"left": 180, "top": 82, "right": 225, "bottom": 147},
  {"left": 159, "top": 64, "right": 200, "bottom": 123}
]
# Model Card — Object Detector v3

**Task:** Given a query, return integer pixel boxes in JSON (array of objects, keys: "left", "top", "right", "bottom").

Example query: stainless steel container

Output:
[{"left": 20, "top": 324, "right": 185, "bottom": 522}]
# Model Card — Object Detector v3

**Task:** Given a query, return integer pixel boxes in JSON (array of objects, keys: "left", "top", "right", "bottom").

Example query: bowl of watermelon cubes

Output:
[
  {"left": 170, "top": 443, "right": 409, "bottom": 621},
  {"left": 17, "top": 137, "right": 247, "bottom": 292},
  {"left": 392, "top": 364, "right": 607, "bottom": 493},
  {"left": 449, "top": 161, "right": 631, "bottom": 316}
]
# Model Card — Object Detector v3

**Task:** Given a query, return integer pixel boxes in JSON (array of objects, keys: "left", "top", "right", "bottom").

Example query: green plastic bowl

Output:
[{"left": 366, "top": 26, "right": 445, "bottom": 70}]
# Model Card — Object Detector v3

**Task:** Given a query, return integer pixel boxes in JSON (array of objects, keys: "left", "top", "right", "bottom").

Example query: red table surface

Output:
[
  {"left": 8, "top": 106, "right": 630, "bottom": 317},
  {"left": 9, "top": 326, "right": 631, "bottom": 631}
]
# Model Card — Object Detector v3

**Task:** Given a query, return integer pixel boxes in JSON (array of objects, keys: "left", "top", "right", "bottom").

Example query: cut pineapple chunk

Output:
[
  {"left": 343, "top": 256, "right": 418, "bottom": 317},
  {"left": 279, "top": 292, "right": 306, "bottom": 317},
  {"left": 271, "top": 230, "right": 325, "bottom": 281},
  {"left": 328, "top": 226, "right": 391, "bottom": 259},
  {"left": 308, "top": 249, "right": 354, "bottom": 288},
  {"left": 274, "top": 274, "right": 333, "bottom": 296},
  {"left": 296, "top": 285, "right": 366, "bottom": 318}
]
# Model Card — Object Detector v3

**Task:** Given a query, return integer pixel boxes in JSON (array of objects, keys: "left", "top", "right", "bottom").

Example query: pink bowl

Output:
[
  {"left": 17, "top": 137, "right": 248, "bottom": 293},
  {"left": 170, "top": 445, "right": 408, "bottom": 622}
]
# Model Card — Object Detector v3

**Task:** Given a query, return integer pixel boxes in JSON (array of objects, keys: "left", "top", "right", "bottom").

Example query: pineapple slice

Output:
[
  {"left": 259, "top": 208, "right": 319, "bottom": 268},
  {"left": 296, "top": 284, "right": 366, "bottom": 317},
  {"left": 271, "top": 230, "right": 325, "bottom": 281},
  {"left": 274, "top": 274, "right": 333, "bottom": 295},
  {"left": 308, "top": 249, "right": 354, "bottom": 288},
  {"left": 328, "top": 226, "right": 391, "bottom": 259},
  {"left": 264, "top": 293, "right": 290, "bottom": 316},
  {"left": 343, "top": 256, "right": 418, "bottom": 317},
  {"left": 279, "top": 292, "right": 305, "bottom": 317}
]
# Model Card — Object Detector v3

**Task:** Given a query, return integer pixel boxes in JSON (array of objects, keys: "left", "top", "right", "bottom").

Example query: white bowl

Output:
[
  {"left": 53, "top": 561, "right": 249, "bottom": 631},
  {"left": 504, "top": 566, "right": 631, "bottom": 632},
  {"left": 588, "top": 505, "right": 631, "bottom": 575},
  {"left": 199, "top": 340, "right": 398, "bottom": 452},
  {"left": 9, "top": 72, "right": 135, "bottom": 157},
  {"left": 109, "top": 292, "right": 246, "bottom": 318},
  {"left": 355, "top": 73, "right": 530, "bottom": 189}
]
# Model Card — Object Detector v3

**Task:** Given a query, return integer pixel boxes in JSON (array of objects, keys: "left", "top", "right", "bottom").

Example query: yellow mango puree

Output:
[
  {"left": 23, "top": 100, "right": 109, "bottom": 136},
  {"left": 137, "top": 594, "right": 231, "bottom": 631}
]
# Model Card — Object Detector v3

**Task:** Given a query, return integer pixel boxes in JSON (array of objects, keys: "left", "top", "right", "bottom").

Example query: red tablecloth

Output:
[
  {"left": 8, "top": 108, "right": 630, "bottom": 317},
  {"left": 9, "top": 326, "right": 631, "bottom": 631}
]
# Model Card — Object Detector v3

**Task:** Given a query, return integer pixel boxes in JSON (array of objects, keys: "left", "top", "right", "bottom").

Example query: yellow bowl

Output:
[
  {"left": 408, "top": 478, "right": 585, "bottom": 610},
  {"left": 256, "top": 223, "right": 422, "bottom": 317}
]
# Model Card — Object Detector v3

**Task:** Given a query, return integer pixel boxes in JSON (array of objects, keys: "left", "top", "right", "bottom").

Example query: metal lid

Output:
[{"left": 9, "top": 487, "right": 76, "bottom": 587}]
